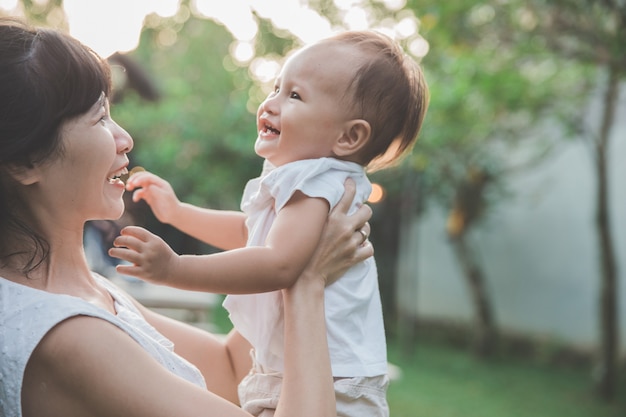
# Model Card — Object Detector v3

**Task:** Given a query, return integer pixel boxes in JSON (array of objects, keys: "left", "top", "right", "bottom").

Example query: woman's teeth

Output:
[
  {"left": 107, "top": 168, "right": 129, "bottom": 184},
  {"left": 120, "top": 166, "right": 145, "bottom": 184}
]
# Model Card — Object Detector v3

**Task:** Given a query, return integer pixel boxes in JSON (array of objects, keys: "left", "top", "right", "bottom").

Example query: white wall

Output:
[{"left": 398, "top": 85, "right": 626, "bottom": 354}]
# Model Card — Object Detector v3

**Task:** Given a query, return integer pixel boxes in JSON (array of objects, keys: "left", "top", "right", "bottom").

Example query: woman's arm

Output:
[
  {"left": 276, "top": 179, "right": 374, "bottom": 417},
  {"left": 135, "top": 305, "right": 250, "bottom": 404},
  {"left": 22, "top": 316, "right": 251, "bottom": 417}
]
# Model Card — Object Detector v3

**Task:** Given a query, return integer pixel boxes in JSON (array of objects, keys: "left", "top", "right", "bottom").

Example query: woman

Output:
[{"left": 0, "top": 18, "right": 373, "bottom": 417}]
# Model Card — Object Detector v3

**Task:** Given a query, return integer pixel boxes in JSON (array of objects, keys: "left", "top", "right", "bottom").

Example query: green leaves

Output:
[{"left": 113, "top": 16, "right": 260, "bottom": 209}]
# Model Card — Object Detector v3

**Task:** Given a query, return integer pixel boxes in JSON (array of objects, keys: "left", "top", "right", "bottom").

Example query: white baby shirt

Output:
[
  {"left": 223, "top": 157, "right": 388, "bottom": 377},
  {"left": 0, "top": 274, "right": 206, "bottom": 417}
]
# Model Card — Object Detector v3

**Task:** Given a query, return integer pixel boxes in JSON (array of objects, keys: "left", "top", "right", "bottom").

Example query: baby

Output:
[{"left": 111, "top": 30, "right": 428, "bottom": 417}]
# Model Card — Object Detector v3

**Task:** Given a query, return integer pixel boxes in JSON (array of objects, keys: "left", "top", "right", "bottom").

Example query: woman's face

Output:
[{"left": 36, "top": 94, "right": 133, "bottom": 225}]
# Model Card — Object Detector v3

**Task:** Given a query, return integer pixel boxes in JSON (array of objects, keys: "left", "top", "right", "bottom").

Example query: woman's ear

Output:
[
  {"left": 333, "top": 119, "right": 371, "bottom": 157},
  {"left": 6, "top": 163, "right": 41, "bottom": 186}
]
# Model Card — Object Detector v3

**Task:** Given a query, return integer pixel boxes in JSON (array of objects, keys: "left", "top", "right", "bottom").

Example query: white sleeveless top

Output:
[
  {"left": 0, "top": 274, "right": 206, "bottom": 417},
  {"left": 223, "top": 158, "right": 388, "bottom": 377}
]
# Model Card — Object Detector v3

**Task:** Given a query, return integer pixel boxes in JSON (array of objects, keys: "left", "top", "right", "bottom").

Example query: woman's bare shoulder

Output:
[{"left": 22, "top": 315, "right": 245, "bottom": 417}]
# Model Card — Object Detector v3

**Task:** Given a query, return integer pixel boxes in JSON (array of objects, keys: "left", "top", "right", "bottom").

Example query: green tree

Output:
[
  {"left": 110, "top": 9, "right": 263, "bottom": 253},
  {"left": 114, "top": 12, "right": 260, "bottom": 210},
  {"left": 398, "top": 0, "right": 591, "bottom": 358},
  {"left": 508, "top": 0, "right": 625, "bottom": 401}
]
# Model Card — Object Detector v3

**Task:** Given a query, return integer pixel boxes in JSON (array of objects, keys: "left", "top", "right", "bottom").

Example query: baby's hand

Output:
[
  {"left": 125, "top": 171, "right": 181, "bottom": 225},
  {"left": 108, "top": 226, "right": 179, "bottom": 284}
]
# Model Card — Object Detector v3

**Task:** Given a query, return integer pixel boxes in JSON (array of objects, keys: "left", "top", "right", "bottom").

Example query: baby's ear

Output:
[
  {"left": 334, "top": 119, "right": 371, "bottom": 157},
  {"left": 6, "top": 163, "right": 41, "bottom": 186}
]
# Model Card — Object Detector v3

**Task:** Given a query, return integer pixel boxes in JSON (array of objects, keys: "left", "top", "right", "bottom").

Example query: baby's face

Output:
[{"left": 254, "top": 43, "right": 361, "bottom": 167}]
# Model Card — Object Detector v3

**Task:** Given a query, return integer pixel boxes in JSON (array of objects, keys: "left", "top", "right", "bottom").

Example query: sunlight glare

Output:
[
  {"left": 157, "top": 27, "right": 178, "bottom": 47},
  {"left": 58, "top": 0, "right": 419, "bottom": 66},
  {"left": 250, "top": 56, "right": 282, "bottom": 83},
  {"left": 395, "top": 16, "right": 417, "bottom": 39},
  {"left": 252, "top": 0, "right": 332, "bottom": 43},
  {"left": 409, "top": 36, "right": 429, "bottom": 58},
  {"left": 368, "top": 183, "right": 385, "bottom": 204},
  {"left": 231, "top": 40, "right": 255, "bottom": 64},
  {"left": 0, "top": 0, "right": 18, "bottom": 11},
  {"left": 344, "top": 7, "right": 369, "bottom": 30},
  {"left": 194, "top": 0, "right": 258, "bottom": 41},
  {"left": 64, "top": 0, "right": 178, "bottom": 58},
  {"left": 150, "top": 0, "right": 179, "bottom": 17},
  {"left": 381, "top": 0, "right": 406, "bottom": 11},
  {"left": 333, "top": 0, "right": 364, "bottom": 10}
]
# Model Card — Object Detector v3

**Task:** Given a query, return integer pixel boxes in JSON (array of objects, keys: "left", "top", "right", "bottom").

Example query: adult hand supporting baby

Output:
[{"left": 304, "top": 178, "right": 374, "bottom": 288}]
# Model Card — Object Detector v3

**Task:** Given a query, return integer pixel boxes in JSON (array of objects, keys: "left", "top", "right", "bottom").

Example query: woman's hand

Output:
[{"left": 302, "top": 178, "right": 374, "bottom": 287}]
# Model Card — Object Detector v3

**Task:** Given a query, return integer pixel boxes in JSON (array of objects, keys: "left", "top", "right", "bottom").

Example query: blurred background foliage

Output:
[
  {"left": 108, "top": 0, "right": 594, "bottom": 315},
  {"left": 113, "top": 16, "right": 260, "bottom": 210}
]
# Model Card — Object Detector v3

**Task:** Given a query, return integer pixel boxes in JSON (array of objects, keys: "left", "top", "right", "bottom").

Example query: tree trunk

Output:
[
  {"left": 394, "top": 171, "right": 423, "bottom": 354},
  {"left": 370, "top": 194, "right": 401, "bottom": 331},
  {"left": 371, "top": 171, "right": 422, "bottom": 339},
  {"left": 450, "top": 234, "right": 498, "bottom": 358},
  {"left": 593, "top": 66, "right": 620, "bottom": 401}
]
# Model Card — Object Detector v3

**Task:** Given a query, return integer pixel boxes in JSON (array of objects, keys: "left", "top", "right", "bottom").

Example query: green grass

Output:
[
  {"left": 387, "top": 341, "right": 626, "bottom": 417},
  {"left": 210, "top": 302, "right": 626, "bottom": 416}
]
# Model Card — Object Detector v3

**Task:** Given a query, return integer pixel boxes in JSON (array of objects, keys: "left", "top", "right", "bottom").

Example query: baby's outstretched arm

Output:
[
  {"left": 127, "top": 171, "right": 247, "bottom": 250},
  {"left": 109, "top": 191, "right": 330, "bottom": 294}
]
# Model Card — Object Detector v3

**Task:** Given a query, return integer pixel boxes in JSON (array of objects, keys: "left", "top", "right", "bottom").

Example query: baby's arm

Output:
[
  {"left": 110, "top": 191, "right": 329, "bottom": 294},
  {"left": 127, "top": 171, "right": 247, "bottom": 250}
]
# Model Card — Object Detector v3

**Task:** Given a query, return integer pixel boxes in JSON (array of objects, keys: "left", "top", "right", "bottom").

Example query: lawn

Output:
[
  {"left": 387, "top": 340, "right": 626, "bottom": 417},
  {"left": 209, "top": 300, "right": 625, "bottom": 416}
]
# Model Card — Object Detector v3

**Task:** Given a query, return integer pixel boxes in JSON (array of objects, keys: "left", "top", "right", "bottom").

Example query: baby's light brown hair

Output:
[{"left": 323, "top": 30, "right": 429, "bottom": 171}]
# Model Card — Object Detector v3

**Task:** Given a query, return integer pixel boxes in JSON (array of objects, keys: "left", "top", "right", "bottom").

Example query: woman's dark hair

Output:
[{"left": 0, "top": 18, "right": 112, "bottom": 273}]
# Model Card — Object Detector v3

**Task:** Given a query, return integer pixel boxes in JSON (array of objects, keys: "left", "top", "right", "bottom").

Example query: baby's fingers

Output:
[
  {"left": 108, "top": 243, "right": 141, "bottom": 262},
  {"left": 118, "top": 226, "right": 154, "bottom": 241},
  {"left": 114, "top": 263, "right": 145, "bottom": 278},
  {"left": 124, "top": 170, "right": 153, "bottom": 190},
  {"left": 108, "top": 227, "right": 151, "bottom": 261},
  {"left": 125, "top": 171, "right": 167, "bottom": 191}
]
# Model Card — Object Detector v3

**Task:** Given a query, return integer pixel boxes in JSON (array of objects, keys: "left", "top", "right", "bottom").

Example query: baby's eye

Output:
[{"left": 289, "top": 91, "right": 301, "bottom": 100}]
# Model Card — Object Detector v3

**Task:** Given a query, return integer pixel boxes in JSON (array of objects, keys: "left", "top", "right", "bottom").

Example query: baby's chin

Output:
[{"left": 253, "top": 141, "right": 274, "bottom": 160}]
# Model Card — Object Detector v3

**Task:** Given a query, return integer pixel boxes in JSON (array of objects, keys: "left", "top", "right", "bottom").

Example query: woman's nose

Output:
[{"left": 114, "top": 122, "right": 134, "bottom": 154}]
